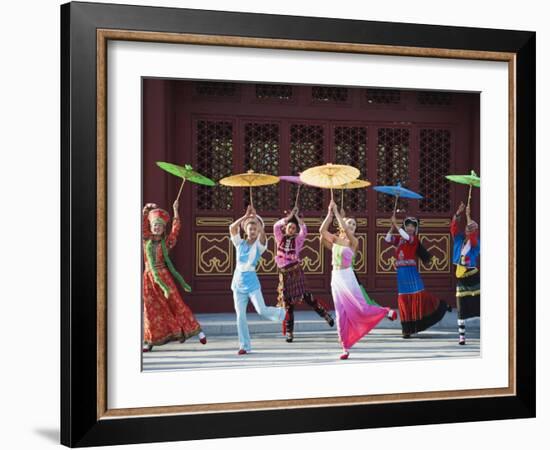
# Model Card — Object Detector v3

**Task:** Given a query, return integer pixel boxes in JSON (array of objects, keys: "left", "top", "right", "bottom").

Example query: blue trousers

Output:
[{"left": 232, "top": 288, "right": 285, "bottom": 351}]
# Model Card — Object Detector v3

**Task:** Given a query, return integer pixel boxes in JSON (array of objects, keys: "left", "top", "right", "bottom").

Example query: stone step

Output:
[{"left": 195, "top": 310, "right": 479, "bottom": 336}]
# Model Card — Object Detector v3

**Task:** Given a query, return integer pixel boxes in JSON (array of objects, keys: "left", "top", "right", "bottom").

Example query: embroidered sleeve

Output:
[
  {"left": 295, "top": 222, "right": 307, "bottom": 250},
  {"left": 142, "top": 212, "right": 151, "bottom": 240},
  {"left": 273, "top": 218, "right": 285, "bottom": 244},
  {"left": 450, "top": 216, "right": 461, "bottom": 237},
  {"left": 166, "top": 217, "right": 181, "bottom": 250},
  {"left": 468, "top": 230, "right": 479, "bottom": 248}
]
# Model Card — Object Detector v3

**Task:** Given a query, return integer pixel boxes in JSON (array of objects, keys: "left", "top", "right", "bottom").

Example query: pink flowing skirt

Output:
[{"left": 331, "top": 267, "right": 389, "bottom": 350}]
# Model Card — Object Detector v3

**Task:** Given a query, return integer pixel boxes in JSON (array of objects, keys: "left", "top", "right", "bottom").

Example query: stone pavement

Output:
[{"left": 143, "top": 311, "right": 480, "bottom": 372}]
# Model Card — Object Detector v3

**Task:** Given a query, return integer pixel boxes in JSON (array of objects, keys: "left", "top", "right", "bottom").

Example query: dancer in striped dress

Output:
[{"left": 274, "top": 206, "right": 334, "bottom": 343}]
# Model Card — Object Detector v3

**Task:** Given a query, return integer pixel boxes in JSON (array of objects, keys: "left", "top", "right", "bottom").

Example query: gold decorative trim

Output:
[
  {"left": 96, "top": 27, "right": 517, "bottom": 420},
  {"left": 377, "top": 218, "right": 451, "bottom": 228},
  {"left": 257, "top": 234, "right": 278, "bottom": 274},
  {"left": 195, "top": 217, "right": 233, "bottom": 227},
  {"left": 456, "top": 290, "right": 481, "bottom": 297},
  {"left": 376, "top": 233, "right": 396, "bottom": 273},
  {"left": 195, "top": 233, "right": 233, "bottom": 276},
  {"left": 354, "top": 233, "right": 367, "bottom": 274},
  {"left": 419, "top": 234, "right": 450, "bottom": 274}
]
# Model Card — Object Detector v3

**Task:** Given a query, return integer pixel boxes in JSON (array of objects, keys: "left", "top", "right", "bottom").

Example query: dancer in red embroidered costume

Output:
[{"left": 142, "top": 201, "right": 206, "bottom": 352}]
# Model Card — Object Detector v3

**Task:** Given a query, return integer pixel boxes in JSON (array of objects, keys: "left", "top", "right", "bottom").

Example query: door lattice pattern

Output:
[
  {"left": 417, "top": 91, "right": 453, "bottom": 106},
  {"left": 290, "top": 124, "right": 325, "bottom": 211},
  {"left": 196, "top": 120, "right": 234, "bottom": 210},
  {"left": 194, "top": 81, "right": 237, "bottom": 97},
  {"left": 334, "top": 126, "right": 368, "bottom": 212},
  {"left": 366, "top": 89, "right": 401, "bottom": 104},
  {"left": 419, "top": 129, "right": 451, "bottom": 212},
  {"left": 312, "top": 86, "right": 348, "bottom": 102},
  {"left": 243, "top": 123, "right": 280, "bottom": 211},
  {"left": 376, "top": 128, "right": 410, "bottom": 212},
  {"left": 256, "top": 84, "right": 293, "bottom": 100}
]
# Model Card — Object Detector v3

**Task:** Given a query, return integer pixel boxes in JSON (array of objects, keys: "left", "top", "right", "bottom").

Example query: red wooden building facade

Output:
[{"left": 143, "top": 79, "right": 480, "bottom": 313}]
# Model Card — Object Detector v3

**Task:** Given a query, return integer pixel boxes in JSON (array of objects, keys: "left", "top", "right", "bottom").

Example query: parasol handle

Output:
[
  {"left": 330, "top": 188, "right": 334, "bottom": 202},
  {"left": 294, "top": 184, "right": 302, "bottom": 210},
  {"left": 175, "top": 178, "right": 186, "bottom": 204},
  {"left": 393, "top": 194, "right": 399, "bottom": 216},
  {"left": 467, "top": 184, "right": 473, "bottom": 209},
  {"left": 249, "top": 186, "right": 254, "bottom": 208},
  {"left": 340, "top": 189, "right": 344, "bottom": 211}
]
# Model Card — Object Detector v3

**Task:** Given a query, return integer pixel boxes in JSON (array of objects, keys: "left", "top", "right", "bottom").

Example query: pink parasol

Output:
[{"left": 279, "top": 175, "right": 310, "bottom": 209}]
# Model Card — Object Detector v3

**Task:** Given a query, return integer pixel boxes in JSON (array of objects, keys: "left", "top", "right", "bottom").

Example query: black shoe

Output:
[
  {"left": 402, "top": 334, "right": 411, "bottom": 339},
  {"left": 286, "top": 332, "right": 294, "bottom": 343},
  {"left": 323, "top": 312, "right": 335, "bottom": 327}
]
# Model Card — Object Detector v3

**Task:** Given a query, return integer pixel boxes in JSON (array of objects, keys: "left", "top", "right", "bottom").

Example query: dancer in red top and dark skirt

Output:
[{"left": 385, "top": 214, "right": 451, "bottom": 338}]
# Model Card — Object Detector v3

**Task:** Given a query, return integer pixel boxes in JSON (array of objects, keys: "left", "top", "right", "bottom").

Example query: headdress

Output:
[
  {"left": 403, "top": 216, "right": 419, "bottom": 233},
  {"left": 148, "top": 208, "right": 170, "bottom": 225}
]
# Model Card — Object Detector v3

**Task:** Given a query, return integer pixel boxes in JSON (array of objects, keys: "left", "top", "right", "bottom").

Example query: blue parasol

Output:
[{"left": 373, "top": 182, "right": 423, "bottom": 214}]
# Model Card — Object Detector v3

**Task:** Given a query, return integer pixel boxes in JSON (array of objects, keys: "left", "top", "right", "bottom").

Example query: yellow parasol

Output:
[
  {"left": 299, "top": 163, "right": 360, "bottom": 201},
  {"left": 334, "top": 179, "right": 371, "bottom": 210},
  {"left": 219, "top": 170, "right": 279, "bottom": 208}
]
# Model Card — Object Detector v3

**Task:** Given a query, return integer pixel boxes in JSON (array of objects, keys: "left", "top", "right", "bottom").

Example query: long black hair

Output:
[{"left": 416, "top": 241, "right": 432, "bottom": 264}]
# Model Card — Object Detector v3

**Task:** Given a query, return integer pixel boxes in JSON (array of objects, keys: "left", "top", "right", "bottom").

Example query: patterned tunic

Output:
[{"left": 142, "top": 214, "right": 201, "bottom": 346}]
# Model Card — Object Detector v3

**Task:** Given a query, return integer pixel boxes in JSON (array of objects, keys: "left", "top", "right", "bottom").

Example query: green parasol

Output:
[
  {"left": 445, "top": 170, "right": 480, "bottom": 207},
  {"left": 156, "top": 161, "right": 216, "bottom": 203}
]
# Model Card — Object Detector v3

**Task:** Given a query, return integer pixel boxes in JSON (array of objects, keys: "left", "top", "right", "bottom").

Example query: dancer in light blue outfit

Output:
[{"left": 229, "top": 205, "right": 286, "bottom": 355}]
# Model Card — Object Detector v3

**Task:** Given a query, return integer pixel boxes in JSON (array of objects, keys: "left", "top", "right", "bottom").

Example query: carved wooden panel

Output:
[{"left": 195, "top": 233, "right": 233, "bottom": 276}]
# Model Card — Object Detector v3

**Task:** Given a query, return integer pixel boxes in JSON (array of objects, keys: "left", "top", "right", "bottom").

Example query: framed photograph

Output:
[{"left": 61, "top": 1, "right": 535, "bottom": 447}]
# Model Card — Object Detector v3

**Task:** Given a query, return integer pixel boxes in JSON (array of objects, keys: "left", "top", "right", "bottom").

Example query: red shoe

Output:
[
  {"left": 340, "top": 351, "right": 350, "bottom": 360},
  {"left": 200, "top": 336, "right": 207, "bottom": 345},
  {"left": 387, "top": 309, "right": 397, "bottom": 321},
  {"left": 142, "top": 344, "right": 153, "bottom": 353},
  {"left": 237, "top": 349, "right": 248, "bottom": 355}
]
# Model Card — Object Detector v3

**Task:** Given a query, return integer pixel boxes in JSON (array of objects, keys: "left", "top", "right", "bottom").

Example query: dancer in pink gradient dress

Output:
[{"left": 320, "top": 200, "right": 396, "bottom": 359}]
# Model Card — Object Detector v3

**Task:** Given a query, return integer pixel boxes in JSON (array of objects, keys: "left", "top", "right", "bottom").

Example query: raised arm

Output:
[
  {"left": 273, "top": 217, "right": 286, "bottom": 243},
  {"left": 451, "top": 202, "right": 465, "bottom": 237},
  {"left": 230, "top": 205, "right": 252, "bottom": 237},
  {"left": 166, "top": 200, "right": 181, "bottom": 249},
  {"left": 465, "top": 205, "right": 479, "bottom": 248},
  {"left": 333, "top": 202, "right": 359, "bottom": 250},
  {"left": 319, "top": 202, "right": 336, "bottom": 244},
  {"left": 255, "top": 210, "right": 267, "bottom": 247}
]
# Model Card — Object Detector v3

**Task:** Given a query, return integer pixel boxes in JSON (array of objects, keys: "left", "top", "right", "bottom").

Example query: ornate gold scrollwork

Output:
[{"left": 195, "top": 233, "right": 233, "bottom": 276}]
